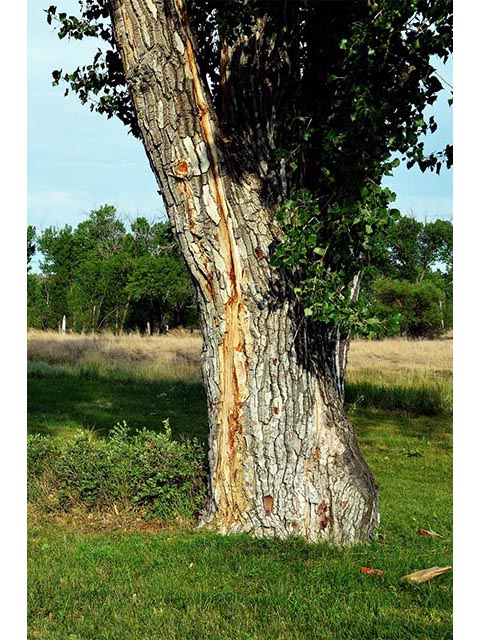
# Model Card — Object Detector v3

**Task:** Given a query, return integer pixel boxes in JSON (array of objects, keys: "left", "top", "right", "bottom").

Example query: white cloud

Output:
[
  {"left": 27, "top": 189, "right": 91, "bottom": 232},
  {"left": 28, "top": 190, "right": 76, "bottom": 208}
]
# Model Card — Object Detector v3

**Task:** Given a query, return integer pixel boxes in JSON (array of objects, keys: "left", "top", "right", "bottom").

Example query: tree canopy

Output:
[{"left": 46, "top": 0, "right": 452, "bottom": 336}]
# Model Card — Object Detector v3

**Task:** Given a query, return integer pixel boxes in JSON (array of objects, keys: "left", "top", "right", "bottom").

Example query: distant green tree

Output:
[
  {"left": 27, "top": 274, "right": 48, "bottom": 329},
  {"left": 128, "top": 218, "right": 197, "bottom": 332},
  {"left": 127, "top": 254, "right": 197, "bottom": 331},
  {"left": 27, "top": 225, "right": 44, "bottom": 328},
  {"left": 36, "top": 224, "right": 78, "bottom": 329},
  {"left": 367, "top": 214, "right": 452, "bottom": 337},
  {"left": 67, "top": 206, "right": 131, "bottom": 332},
  {"left": 68, "top": 250, "right": 131, "bottom": 332},
  {"left": 386, "top": 216, "right": 452, "bottom": 283},
  {"left": 27, "top": 225, "right": 36, "bottom": 272},
  {"left": 373, "top": 277, "right": 446, "bottom": 338},
  {"left": 130, "top": 217, "right": 176, "bottom": 257},
  {"left": 33, "top": 207, "right": 129, "bottom": 331}
]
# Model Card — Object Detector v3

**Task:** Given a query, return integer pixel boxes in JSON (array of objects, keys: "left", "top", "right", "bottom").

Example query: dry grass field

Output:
[
  {"left": 347, "top": 333, "right": 452, "bottom": 389},
  {"left": 27, "top": 328, "right": 452, "bottom": 381},
  {"left": 348, "top": 334, "right": 452, "bottom": 376},
  {"left": 27, "top": 328, "right": 203, "bottom": 381}
]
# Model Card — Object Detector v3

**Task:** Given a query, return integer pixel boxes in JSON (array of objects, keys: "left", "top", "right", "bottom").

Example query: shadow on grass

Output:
[
  {"left": 28, "top": 373, "right": 208, "bottom": 443},
  {"left": 28, "top": 365, "right": 451, "bottom": 446},
  {"left": 345, "top": 380, "right": 452, "bottom": 417},
  {"left": 351, "top": 407, "right": 452, "bottom": 451}
]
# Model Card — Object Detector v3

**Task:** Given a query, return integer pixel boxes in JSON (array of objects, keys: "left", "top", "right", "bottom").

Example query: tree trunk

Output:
[{"left": 108, "top": 0, "right": 378, "bottom": 544}]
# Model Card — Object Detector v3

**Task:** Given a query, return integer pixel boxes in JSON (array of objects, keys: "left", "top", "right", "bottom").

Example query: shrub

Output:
[
  {"left": 27, "top": 434, "right": 59, "bottom": 502},
  {"left": 27, "top": 421, "right": 207, "bottom": 524}
]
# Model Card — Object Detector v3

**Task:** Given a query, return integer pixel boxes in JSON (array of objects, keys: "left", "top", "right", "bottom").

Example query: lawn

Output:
[
  {"left": 27, "top": 331, "right": 453, "bottom": 640},
  {"left": 27, "top": 372, "right": 208, "bottom": 442}
]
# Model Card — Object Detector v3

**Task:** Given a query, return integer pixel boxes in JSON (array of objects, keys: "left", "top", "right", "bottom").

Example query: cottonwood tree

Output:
[{"left": 46, "top": 0, "right": 452, "bottom": 544}]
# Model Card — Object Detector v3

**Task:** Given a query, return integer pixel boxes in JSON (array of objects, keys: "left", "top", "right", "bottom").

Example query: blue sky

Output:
[
  {"left": 28, "top": 0, "right": 164, "bottom": 237},
  {"left": 28, "top": 0, "right": 453, "bottom": 251}
]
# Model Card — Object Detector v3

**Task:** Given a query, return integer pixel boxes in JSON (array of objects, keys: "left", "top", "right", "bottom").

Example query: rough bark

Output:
[{"left": 108, "top": 0, "right": 379, "bottom": 544}]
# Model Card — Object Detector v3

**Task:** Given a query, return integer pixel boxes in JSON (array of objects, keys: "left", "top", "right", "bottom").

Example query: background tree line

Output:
[
  {"left": 27, "top": 206, "right": 452, "bottom": 338},
  {"left": 27, "top": 205, "right": 198, "bottom": 334}
]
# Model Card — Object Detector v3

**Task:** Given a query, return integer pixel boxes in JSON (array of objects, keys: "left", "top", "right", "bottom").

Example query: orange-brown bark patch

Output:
[
  {"left": 176, "top": 160, "right": 189, "bottom": 175},
  {"left": 228, "top": 411, "right": 241, "bottom": 450},
  {"left": 263, "top": 495, "right": 274, "bottom": 514},
  {"left": 177, "top": 180, "right": 196, "bottom": 231},
  {"left": 254, "top": 246, "right": 265, "bottom": 261},
  {"left": 317, "top": 502, "right": 329, "bottom": 531},
  {"left": 205, "top": 273, "right": 214, "bottom": 298}
]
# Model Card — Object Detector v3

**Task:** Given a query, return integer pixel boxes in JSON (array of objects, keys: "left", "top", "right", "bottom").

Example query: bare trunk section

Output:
[{"left": 108, "top": 0, "right": 379, "bottom": 544}]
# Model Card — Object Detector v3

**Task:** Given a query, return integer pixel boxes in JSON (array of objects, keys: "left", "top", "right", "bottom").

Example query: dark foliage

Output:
[{"left": 27, "top": 421, "right": 207, "bottom": 522}]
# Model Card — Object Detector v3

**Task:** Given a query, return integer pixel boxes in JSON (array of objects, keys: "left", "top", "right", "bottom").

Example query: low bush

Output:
[{"left": 27, "top": 420, "right": 207, "bottom": 524}]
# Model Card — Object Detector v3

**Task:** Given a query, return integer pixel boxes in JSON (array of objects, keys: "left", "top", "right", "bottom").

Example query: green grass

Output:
[
  {"left": 345, "top": 370, "right": 453, "bottom": 416},
  {"left": 28, "top": 411, "right": 452, "bottom": 639},
  {"left": 27, "top": 361, "right": 451, "bottom": 442},
  {"left": 27, "top": 363, "right": 208, "bottom": 442},
  {"left": 28, "top": 530, "right": 452, "bottom": 640},
  {"left": 27, "top": 351, "right": 452, "bottom": 640}
]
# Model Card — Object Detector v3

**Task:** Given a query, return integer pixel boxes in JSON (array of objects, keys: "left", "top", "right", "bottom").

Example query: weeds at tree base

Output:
[{"left": 28, "top": 421, "right": 207, "bottom": 525}]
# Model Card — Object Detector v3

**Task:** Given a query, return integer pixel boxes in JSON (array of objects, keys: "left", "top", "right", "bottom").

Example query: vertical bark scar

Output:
[
  {"left": 175, "top": 0, "right": 250, "bottom": 525},
  {"left": 120, "top": 6, "right": 137, "bottom": 56}
]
